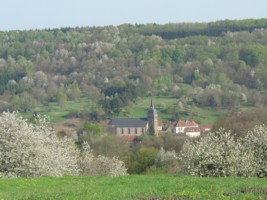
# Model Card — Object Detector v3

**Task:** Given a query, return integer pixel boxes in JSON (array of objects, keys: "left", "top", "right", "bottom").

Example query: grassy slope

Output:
[
  {"left": 0, "top": 175, "right": 266, "bottom": 200},
  {"left": 23, "top": 97, "right": 91, "bottom": 123},
  {"left": 120, "top": 96, "right": 228, "bottom": 124},
  {"left": 26, "top": 95, "right": 231, "bottom": 125}
]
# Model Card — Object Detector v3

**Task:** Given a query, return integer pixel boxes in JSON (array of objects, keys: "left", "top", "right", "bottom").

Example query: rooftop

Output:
[
  {"left": 109, "top": 118, "right": 148, "bottom": 128},
  {"left": 175, "top": 120, "right": 199, "bottom": 127}
]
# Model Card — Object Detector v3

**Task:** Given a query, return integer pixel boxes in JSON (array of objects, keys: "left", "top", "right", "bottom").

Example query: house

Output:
[
  {"left": 173, "top": 120, "right": 211, "bottom": 137},
  {"left": 199, "top": 124, "right": 212, "bottom": 133},
  {"left": 183, "top": 127, "right": 201, "bottom": 137},
  {"left": 109, "top": 100, "right": 159, "bottom": 140},
  {"left": 173, "top": 120, "right": 199, "bottom": 134},
  {"left": 157, "top": 120, "right": 163, "bottom": 131}
]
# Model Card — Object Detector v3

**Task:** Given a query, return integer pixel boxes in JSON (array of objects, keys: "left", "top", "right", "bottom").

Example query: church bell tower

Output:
[{"left": 147, "top": 99, "right": 158, "bottom": 136}]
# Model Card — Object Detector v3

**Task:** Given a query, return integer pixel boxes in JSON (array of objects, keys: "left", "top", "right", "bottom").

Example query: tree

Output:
[
  {"left": 180, "top": 129, "right": 235, "bottom": 177},
  {"left": 0, "top": 112, "right": 79, "bottom": 178},
  {"left": 154, "top": 147, "right": 179, "bottom": 173},
  {"left": 241, "top": 125, "right": 267, "bottom": 177},
  {"left": 212, "top": 106, "right": 267, "bottom": 138},
  {"left": 180, "top": 125, "right": 267, "bottom": 177},
  {"left": 78, "top": 143, "right": 128, "bottom": 177},
  {"left": 77, "top": 121, "right": 103, "bottom": 144},
  {"left": 90, "top": 135, "right": 130, "bottom": 159},
  {"left": 124, "top": 147, "right": 158, "bottom": 174},
  {"left": 56, "top": 88, "right": 67, "bottom": 108},
  {"left": 67, "top": 81, "right": 81, "bottom": 100}
]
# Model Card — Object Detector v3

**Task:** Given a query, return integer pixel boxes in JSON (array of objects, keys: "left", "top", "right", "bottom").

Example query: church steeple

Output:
[
  {"left": 147, "top": 99, "right": 158, "bottom": 135},
  {"left": 150, "top": 99, "right": 154, "bottom": 108}
]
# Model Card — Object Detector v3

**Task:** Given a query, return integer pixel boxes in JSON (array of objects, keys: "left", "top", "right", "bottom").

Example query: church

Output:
[{"left": 108, "top": 100, "right": 159, "bottom": 137}]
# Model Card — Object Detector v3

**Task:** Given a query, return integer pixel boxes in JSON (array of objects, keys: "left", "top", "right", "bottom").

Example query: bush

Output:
[
  {"left": 124, "top": 147, "right": 158, "bottom": 174},
  {"left": 242, "top": 125, "right": 267, "bottom": 177},
  {"left": 180, "top": 125, "right": 267, "bottom": 177},
  {"left": 155, "top": 148, "right": 178, "bottom": 167},
  {"left": 0, "top": 112, "right": 128, "bottom": 178},
  {"left": 0, "top": 112, "right": 79, "bottom": 178},
  {"left": 154, "top": 147, "right": 180, "bottom": 174},
  {"left": 78, "top": 143, "right": 127, "bottom": 177}
]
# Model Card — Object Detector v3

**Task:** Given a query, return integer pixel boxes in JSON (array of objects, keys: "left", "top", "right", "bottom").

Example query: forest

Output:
[{"left": 0, "top": 18, "right": 267, "bottom": 120}]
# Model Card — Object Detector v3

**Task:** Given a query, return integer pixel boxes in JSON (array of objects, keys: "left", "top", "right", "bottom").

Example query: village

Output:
[{"left": 108, "top": 100, "right": 212, "bottom": 141}]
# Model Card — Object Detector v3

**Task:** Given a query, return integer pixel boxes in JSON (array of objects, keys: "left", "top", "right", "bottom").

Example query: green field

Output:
[
  {"left": 1, "top": 174, "right": 267, "bottom": 200},
  {"left": 120, "top": 96, "right": 228, "bottom": 124},
  {"left": 25, "top": 95, "right": 233, "bottom": 125},
  {"left": 23, "top": 97, "right": 92, "bottom": 123}
]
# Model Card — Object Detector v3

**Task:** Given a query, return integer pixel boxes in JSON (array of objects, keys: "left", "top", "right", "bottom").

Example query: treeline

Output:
[
  {"left": 138, "top": 18, "right": 267, "bottom": 39},
  {"left": 0, "top": 19, "right": 267, "bottom": 117}
]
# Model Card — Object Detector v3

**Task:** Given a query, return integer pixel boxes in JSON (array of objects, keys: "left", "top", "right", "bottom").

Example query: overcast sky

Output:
[{"left": 1, "top": 0, "right": 266, "bottom": 31}]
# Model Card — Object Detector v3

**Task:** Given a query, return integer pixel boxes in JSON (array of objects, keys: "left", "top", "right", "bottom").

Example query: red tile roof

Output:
[
  {"left": 121, "top": 135, "right": 137, "bottom": 142},
  {"left": 199, "top": 125, "right": 212, "bottom": 132},
  {"left": 174, "top": 120, "right": 199, "bottom": 127}
]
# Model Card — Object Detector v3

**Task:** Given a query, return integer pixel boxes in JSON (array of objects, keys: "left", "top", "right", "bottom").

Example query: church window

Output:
[
  {"left": 121, "top": 128, "right": 124, "bottom": 134},
  {"left": 135, "top": 128, "right": 138, "bottom": 134},
  {"left": 128, "top": 128, "right": 131, "bottom": 134}
]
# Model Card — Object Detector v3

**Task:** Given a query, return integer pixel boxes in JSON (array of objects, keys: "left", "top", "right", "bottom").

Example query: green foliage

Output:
[
  {"left": 77, "top": 121, "right": 103, "bottom": 144},
  {"left": 1, "top": 19, "right": 267, "bottom": 120},
  {"left": 90, "top": 135, "right": 130, "bottom": 159},
  {"left": 212, "top": 106, "right": 267, "bottom": 137},
  {"left": 124, "top": 147, "right": 158, "bottom": 174}
]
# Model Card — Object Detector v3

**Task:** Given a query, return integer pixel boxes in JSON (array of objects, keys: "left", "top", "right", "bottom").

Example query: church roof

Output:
[
  {"left": 147, "top": 99, "right": 157, "bottom": 116},
  {"left": 109, "top": 118, "right": 148, "bottom": 128}
]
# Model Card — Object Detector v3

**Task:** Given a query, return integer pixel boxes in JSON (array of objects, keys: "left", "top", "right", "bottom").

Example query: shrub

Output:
[
  {"left": 124, "top": 147, "right": 158, "bottom": 174},
  {"left": 78, "top": 143, "right": 127, "bottom": 176},
  {"left": 0, "top": 112, "right": 128, "bottom": 178},
  {"left": 155, "top": 147, "right": 178, "bottom": 167},
  {"left": 180, "top": 125, "right": 267, "bottom": 177},
  {"left": 154, "top": 147, "right": 180, "bottom": 174},
  {"left": 180, "top": 129, "right": 238, "bottom": 177},
  {"left": 0, "top": 112, "right": 79, "bottom": 178},
  {"left": 242, "top": 125, "right": 267, "bottom": 177}
]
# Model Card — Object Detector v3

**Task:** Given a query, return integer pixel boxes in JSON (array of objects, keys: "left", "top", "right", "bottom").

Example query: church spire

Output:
[
  {"left": 150, "top": 99, "right": 154, "bottom": 108},
  {"left": 147, "top": 99, "right": 158, "bottom": 136}
]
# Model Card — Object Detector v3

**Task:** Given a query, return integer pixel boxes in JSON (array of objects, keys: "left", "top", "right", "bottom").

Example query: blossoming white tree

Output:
[
  {"left": 180, "top": 126, "right": 267, "bottom": 177},
  {"left": 0, "top": 112, "right": 80, "bottom": 178},
  {"left": 78, "top": 143, "right": 127, "bottom": 177},
  {"left": 0, "top": 112, "right": 127, "bottom": 178}
]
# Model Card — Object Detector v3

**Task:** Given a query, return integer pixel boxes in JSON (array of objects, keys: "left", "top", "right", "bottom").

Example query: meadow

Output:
[
  {"left": 120, "top": 96, "right": 228, "bottom": 124},
  {"left": 1, "top": 174, "right": 267, "bottom": 200},
  {"left": 23, "top": 95, "right": 228, "bottom": 126}
]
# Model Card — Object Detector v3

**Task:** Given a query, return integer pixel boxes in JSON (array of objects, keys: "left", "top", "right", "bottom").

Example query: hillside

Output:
[{"left": 1, "top": 18, "right": 267, "bottom": 123}]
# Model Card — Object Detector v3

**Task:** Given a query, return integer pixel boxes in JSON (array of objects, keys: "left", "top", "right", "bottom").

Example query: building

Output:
[
  {"left": 173, "top": 120, "right": 211, "bottom": 137},
  {"left": 109, "top": 100, "right": 159, "bottom": 138},
  {"left": 147, "top": 99, "right": 158, "bottom": 136},
  {"left": 109, "top": 118, "right": 148, "bottom": 136}
]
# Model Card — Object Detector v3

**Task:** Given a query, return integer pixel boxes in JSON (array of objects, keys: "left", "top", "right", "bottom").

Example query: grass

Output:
[
  {"left": 1, "top": 174, "right": 267, "bottom": 200},
  {"left": 23, "top": 97, "right": 92, "bottom": 123},
  {"left": 120, "top": 96, "right": 228, "bottom": 124},
  {"left": 23, "top": 95, "right": 243, "bottom": 125}
]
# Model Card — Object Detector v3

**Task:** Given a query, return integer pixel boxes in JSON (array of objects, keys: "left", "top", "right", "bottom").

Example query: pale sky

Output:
[{"left": 1, "top": 0, "right": 266, "bottom": 31}]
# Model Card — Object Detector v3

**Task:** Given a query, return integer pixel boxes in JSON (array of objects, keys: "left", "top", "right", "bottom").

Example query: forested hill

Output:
[
  {"left": 0, "top": 18, "right": 267, "bottom": 120},
  {"left": 138, "top": 18, "right": 267, "bottom": 38}
]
